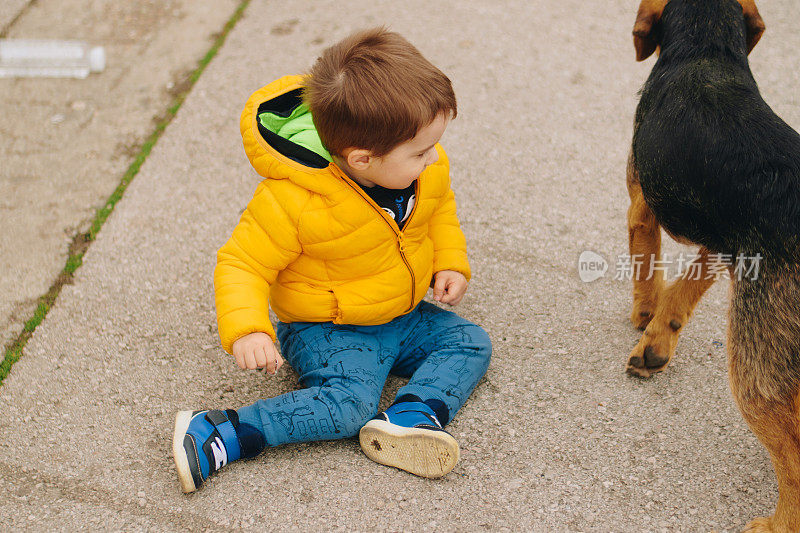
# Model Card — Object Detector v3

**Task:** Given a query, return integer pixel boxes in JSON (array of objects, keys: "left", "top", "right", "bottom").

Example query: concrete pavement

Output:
[
  {"left": 2, "top": 0, "right": 800, "bottom": 530},
  {"left": 0, "top": 0, "right": 31, "bottom": 35},
  {"left": 0, "top": 0, "right": 239, "bottom": 347}
]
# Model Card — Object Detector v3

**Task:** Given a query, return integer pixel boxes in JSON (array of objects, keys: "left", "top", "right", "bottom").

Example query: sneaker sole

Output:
[
  {"left": 359, "top": 419, "right": 460, "bottom": 478},
  {"left": 172, "top": 411, "right": 198, "bottom": 493}
]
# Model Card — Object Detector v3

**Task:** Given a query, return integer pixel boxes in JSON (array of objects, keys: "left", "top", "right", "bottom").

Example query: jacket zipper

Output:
[{"left": 334, "top": 170, "right": 420, "bottom": 311}]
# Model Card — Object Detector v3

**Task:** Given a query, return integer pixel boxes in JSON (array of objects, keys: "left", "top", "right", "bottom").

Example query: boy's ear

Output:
[
  {"left": 736, "top": 0, "right": 765, "bottom": 54},
  {"left": 343, "top": 148, "right": 373, "bottom": 170},
  {"left": 633, "top": 0, "right": 669, "bottom": 61}
]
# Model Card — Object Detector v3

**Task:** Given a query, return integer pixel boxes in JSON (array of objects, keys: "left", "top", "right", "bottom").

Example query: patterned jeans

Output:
[{"left": 236, "top": 301, "right": 492, "bottom": 446}]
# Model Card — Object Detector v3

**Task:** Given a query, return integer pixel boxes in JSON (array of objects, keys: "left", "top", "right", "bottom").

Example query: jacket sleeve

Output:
[
  {"left": 214, "top": 182, "right": 303, "bottom": 353},
  {"left": 428, "top": 147, "right": 471, "bottom": 281}
]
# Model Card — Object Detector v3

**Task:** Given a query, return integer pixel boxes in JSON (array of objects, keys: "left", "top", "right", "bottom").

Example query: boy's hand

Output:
[
  {"left": 232, "top": 332, "right": 284, "bottom": 374},
  {"left": 432, "top": 270, "right": 468, "bottom": 306}
]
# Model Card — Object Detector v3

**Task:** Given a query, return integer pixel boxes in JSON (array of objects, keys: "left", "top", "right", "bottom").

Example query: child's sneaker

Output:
[
  {"left": 172, "top": 409, "right": 264, "bottom": 493},
  {"left": 359, "top": 401, "right": 459, "bottom": 478}
]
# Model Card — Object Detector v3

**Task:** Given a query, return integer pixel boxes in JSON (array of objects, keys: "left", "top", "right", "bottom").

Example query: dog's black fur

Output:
[
  {"left": 634, "top": 0, "right": 800, "bottom": 261},
  {"left": 630, "top": 1, "right": 800, "bottom": 527}
]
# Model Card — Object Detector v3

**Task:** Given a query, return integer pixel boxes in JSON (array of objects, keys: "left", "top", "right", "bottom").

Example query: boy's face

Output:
[{"left": 338, "top": 113, "right": 449, "bottom": 190}]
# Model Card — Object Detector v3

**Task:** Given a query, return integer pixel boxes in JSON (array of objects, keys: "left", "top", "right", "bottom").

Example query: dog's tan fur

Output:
[
  {"left": 628, "top": 1, "right": 799, "bottom": 530},
  {"left": 626, "top": 153, "right": 716, "bottom": 377},
  {"left": 728, "top": 262, "right": 800, "bottom": 532}
]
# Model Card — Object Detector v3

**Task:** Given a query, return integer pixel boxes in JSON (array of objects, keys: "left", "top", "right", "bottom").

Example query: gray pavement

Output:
[
  {"left": 0, "top": 0, "right": 238, "bottom": 347},
  {"left": 2, "top": 0, "right": 799, "bottom": 531},
  {"left": 0, "top": 0, "right": 31, "bottom": 34}
]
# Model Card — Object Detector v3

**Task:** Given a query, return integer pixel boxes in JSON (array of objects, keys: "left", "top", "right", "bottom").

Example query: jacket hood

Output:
[
  {"left": 240, "top": 75, "right": 345, "bottom": 195},
  {"left": 258, "top": 102, "right": 332, "bottom": 163}
]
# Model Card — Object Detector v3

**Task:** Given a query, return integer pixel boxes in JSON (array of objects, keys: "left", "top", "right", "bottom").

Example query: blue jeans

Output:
[{"left": 236, "top": 301, "right": 492, "bottom": 446}]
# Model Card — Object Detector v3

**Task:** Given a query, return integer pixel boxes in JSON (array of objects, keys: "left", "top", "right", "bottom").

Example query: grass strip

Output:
[{"left": 0, "top": 0, "right": 250, "bottom": 386}]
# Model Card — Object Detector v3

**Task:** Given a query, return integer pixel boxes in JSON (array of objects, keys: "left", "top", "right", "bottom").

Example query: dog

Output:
[{"left": 626, "top": 0, "right": 800, "bottom": 530}]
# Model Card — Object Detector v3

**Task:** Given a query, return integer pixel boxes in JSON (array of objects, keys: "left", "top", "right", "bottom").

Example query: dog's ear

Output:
[
  {"left": 737, "top": 0, "right": 765, "bottom": 53},
  {"left": 633, "top": 0, "right": 669, "bottom": 61}
]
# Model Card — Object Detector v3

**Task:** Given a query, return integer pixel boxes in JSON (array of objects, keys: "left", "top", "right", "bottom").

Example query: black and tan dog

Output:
[{"left": 626, "top": 0, "right": 800, "bottom": 530}]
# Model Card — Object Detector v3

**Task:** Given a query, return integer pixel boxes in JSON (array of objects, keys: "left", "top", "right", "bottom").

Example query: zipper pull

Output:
[{"left": 397, "top": 233, "right": 406, "bottom": 252}]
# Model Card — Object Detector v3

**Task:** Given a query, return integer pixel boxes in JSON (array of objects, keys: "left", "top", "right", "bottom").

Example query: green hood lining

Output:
[{"left": 257, "top": 90, "right": 332, "bottom": 165}]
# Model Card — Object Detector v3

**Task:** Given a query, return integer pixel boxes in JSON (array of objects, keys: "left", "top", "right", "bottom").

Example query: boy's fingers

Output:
[
  {"left": 233, "top": 350, "right": 246, "bottom": 370},
  {"left": 441, "top": 279, "right": 466, "bottom": 305},
  {"left": 441, "top": 279, "right": 458, "bottom": 302},
  {"left": 254, "top": 344, "right": 268, "bottom": 369},
  {"left": 244, "top": 348, "right": 257, "bottom": 370},
  {"left": 273, "top": 349, "right": 285, "bottom": 372},
  {"left": 432, "top": 275, "right": 448, "bottom": 301},
  {"left": 263, "top": 342, "right": 281, "bottom": 375}
]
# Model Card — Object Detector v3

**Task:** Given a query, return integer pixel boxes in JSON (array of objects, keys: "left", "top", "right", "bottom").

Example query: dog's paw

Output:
[
  {"left": 630, "top": 306, "right": 654, "bottom": 330},
  {"left": 626, "top": 318, "right": 682, "bottom": 377},
  {"left": 743, "top": 516, "right": 775, "bottom": 532},
  {"left": 631, "top": 286, "right": 661, "bottom": 330}
]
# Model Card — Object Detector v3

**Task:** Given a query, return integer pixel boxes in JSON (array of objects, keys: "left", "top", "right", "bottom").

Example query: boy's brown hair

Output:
[{"left": 303, "top": 27, "right": 457, "bottom": 157}]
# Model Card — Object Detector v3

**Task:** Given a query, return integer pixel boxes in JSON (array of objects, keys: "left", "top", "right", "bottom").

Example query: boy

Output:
[{"left": 173, "top": 27, "right": 491, "bottom": 493}]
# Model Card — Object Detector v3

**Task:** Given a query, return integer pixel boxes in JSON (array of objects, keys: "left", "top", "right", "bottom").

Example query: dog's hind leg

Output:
[
  {"left": 627, "top": 150, "right": 663, "bottom": 330},
  {"left": 737, "top": 397, "right": 800, "bottom": 533},
  {"left": 626, "top": 248, "right": 716, "bottom": 377},
  {"left": 730, "top": 265, "right": 800, "bottom": 532}
]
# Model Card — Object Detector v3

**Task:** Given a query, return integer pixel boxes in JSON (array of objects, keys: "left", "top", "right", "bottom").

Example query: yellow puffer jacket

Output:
[{"left": 214, "top": 75, "right": 470, "bottom": 353}]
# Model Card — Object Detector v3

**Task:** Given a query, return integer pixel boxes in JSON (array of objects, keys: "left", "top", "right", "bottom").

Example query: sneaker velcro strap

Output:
[
  {"left": 388, "top": 402, "right": 442, "bottom": 428},
  {"left": 205, "top": 410, "right": 241, "bottom": 462},
  {"left": 205, "top": 410, "right": 228, "bottom": 426}
]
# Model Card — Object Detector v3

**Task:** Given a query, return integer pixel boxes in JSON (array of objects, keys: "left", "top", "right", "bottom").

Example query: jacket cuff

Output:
[
  {"left": 433, "top": 249, "right": 471, "bottom": 282},
  {"left": 218, "top": 310, "right": 276, "bottom": 354}
]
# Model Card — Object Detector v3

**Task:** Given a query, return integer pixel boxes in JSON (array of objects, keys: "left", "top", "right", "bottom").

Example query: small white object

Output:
[
  {"left": 88, "top": 45, "right": 105, "bottom": 72},
  {"left": 0, "top": 39, "right": 106, "bottom": 78}
]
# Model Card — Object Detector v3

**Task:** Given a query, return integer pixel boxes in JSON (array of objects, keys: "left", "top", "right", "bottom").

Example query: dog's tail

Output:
[{"left": 728, "top": 253, "right": 800, "bottom": 409}]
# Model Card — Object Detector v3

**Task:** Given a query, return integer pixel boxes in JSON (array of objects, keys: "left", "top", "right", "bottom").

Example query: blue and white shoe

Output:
[
  {"left": 172, "top": 409, "right": 264, "bottom": 493},
  {"left": 359, "top": 401, "right": 459, "bottom": 478}
]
